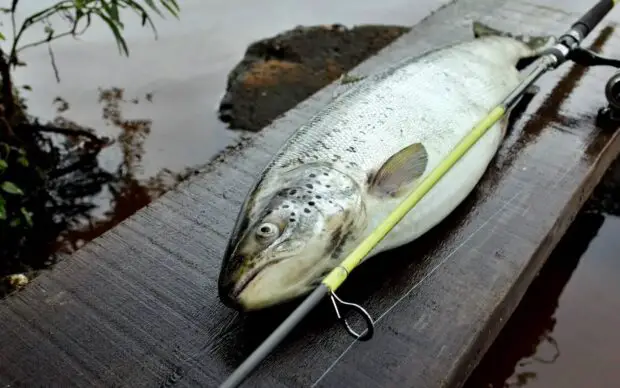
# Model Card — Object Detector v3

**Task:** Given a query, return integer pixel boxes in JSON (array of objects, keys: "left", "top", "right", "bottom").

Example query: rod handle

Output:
[{"left": 572, "top": 0, "right": 617, "bottom": 39}]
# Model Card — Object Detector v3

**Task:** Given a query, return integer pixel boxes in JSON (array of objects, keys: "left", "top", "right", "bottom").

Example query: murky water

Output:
[
  {"left": 8, "top": 0, "right": 448, "bottom": 252},
  {"left": 11, "top": 0, "right": 446, "bottom": 180},
  {"left": 464, "top": 212, "right": 620, "bottom": 388},
  {"left": 5, "top": 1, "right": 620, "bottom": 386}
]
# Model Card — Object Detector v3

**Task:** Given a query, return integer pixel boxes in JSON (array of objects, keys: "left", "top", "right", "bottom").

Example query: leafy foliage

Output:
[
  {"left": 1, "top": 1, "right": 179, "bottom": 59},
  {"left": 0, "top": 0, "right": 180, "bottom": 293}
]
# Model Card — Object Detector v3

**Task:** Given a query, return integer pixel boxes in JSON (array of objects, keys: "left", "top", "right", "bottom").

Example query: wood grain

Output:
[{"left": 2, "top": 0, "right": 620, "bottom": 387}]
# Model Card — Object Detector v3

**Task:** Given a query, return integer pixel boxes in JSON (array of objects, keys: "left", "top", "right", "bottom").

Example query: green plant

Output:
[
  {"left": 0, "top": 0, "right": 180, "bottom": 226},
  {"left": 0, "top": 0, "right": 180, "bottom": 122},
  {"left": 0, "top": 1, "right": 180, "bottom": 285},
  {"left": 0, "top": 143, "right": 31, "bottom": 226}
]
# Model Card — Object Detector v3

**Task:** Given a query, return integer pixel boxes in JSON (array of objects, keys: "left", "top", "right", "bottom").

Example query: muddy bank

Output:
[{"left": 218, "top": 24, "right": 410, "bottom": 131}]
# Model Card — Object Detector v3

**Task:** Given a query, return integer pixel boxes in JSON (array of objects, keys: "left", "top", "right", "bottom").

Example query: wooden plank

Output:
[{"left": 2, "top": 0, "right": 620, "bottom": 387}]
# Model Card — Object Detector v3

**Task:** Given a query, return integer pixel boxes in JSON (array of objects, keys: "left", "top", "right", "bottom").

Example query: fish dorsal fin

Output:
[
  {"left": 368, "top": 142, "right": 428, "bottom": 197},
  {"left": 331, "top": 73, "right": 366, "bottom": 100},
  {"left": 472, "top": 21, "right": 556, "bottom": 58}
]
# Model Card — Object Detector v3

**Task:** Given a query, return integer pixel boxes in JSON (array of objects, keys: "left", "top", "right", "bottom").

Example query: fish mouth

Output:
[{"left": 230, "top": 258, "right": 285, "bottom": 300}]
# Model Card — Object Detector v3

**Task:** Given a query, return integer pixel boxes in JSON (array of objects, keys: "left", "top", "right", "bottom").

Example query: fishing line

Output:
[
  {"left": 311, "top": 187, "right": 528, "bottom": 387},
  {"left": 219, "top": 1, "right": 620, "bottom": 386}
]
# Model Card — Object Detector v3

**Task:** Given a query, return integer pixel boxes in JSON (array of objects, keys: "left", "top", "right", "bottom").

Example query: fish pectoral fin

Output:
[
  {"left": 368, "top": 142, "right": 429, "bottom": 197},
  {"left": 331, "top": 73, "right": 366, "bottom": 100}
]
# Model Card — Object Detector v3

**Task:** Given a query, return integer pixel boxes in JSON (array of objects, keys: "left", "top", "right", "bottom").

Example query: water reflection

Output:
[
  {"left": 0, "top": 88, "right": 201, "bottom": 296},
  {"left": 51, "top": 87, "right": 202, "bottom": 255},
  {"left": 464, "top": 211, "right": 605, "bottom": 388}
]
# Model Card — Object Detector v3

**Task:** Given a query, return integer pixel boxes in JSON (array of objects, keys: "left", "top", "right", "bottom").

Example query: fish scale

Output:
[
  {"left": 218, "top": 27, "right": 555, "bottom": 311},
  {"left": 252, "top": 37, "right": 525, "bottom": 239}
]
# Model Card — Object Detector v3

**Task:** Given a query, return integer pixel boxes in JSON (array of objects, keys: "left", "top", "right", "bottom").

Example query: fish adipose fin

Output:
[
  {"left": 472, "top": 21, "right": 556, "bottom": 70},
  {"left": 368, "top": 142, "right": 428, "bottom": 197}
]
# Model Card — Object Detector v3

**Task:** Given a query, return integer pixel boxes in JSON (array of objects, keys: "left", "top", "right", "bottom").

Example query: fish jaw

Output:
[
  {"left": 234, "top": 251, "right": 331, "bottom": 311},
  {"left": 218, "top": 229, "right": 335, "bottom": 311}
]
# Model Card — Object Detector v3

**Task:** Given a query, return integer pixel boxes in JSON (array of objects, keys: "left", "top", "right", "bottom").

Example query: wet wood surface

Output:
[{"left": 3, "top": 0, "right": 620, "bottom": 387}]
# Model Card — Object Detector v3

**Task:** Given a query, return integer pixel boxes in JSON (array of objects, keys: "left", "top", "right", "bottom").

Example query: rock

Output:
[
  {"left": 218, "top": 24, "right": 410, "bottom": 132},
  {"left": 217, "top": 24, "right": 620, "bottom": 217}
]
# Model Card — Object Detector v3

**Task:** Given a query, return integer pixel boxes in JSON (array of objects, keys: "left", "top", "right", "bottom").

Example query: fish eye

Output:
[{"left": 255, "top": 222, "right": 279, "bottom": 240}]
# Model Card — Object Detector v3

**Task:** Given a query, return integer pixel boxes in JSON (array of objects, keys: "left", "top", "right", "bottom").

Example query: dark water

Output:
[
  {"left": 6, "top": 1, "right": 620, "bottom": 387},
  {"left": 464, "top": 212, "right": 620, "bottom": 388}
]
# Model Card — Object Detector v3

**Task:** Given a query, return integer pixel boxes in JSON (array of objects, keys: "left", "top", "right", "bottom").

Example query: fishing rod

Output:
[{"left": 219, "top": 1, "right": 620, "bottom": 386}]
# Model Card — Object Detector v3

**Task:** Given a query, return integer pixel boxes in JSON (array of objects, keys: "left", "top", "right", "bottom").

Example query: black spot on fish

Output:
[
  {"left": 290, "top": 218, "right": 295, "bottom": 222},
  {"left": 323, "top": 172, "right": 329, "bottom": 176},
  {"left": 306, "top": 183, "right": 313, "bottom": 189},
  {"left": 291, "top": 212, "right": 296, "bottom": 216},
  {"left": 290, "top": 189, "right": 297, "bottom": 195},
  {"left": 315, "top": 195, "right": 322, "bottom": 199},
  {"left": 308, "top": 201, "right": 315, "bottom": 206},
  {"left": 310, "top": 173, "right": 316, "bottom": 178},
  {"left": 283, "top": 204, "right": 289, "bottom": 208},
  {"left": 346, "top": 146, "right": 356, "bottom": 153},
  {"left": 325, "top": 226, "right": 345, "bottom": 256},
  {"left": 304, "top": 208, "right": 311, "bottom": 213},
  {"left": 326, "top": 184, "right": 331, "bottom": 188}
]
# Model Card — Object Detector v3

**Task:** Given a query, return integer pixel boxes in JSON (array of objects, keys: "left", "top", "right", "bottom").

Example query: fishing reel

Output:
[
  {"left": 597, "top": 70, "right": 620, "bottom": 127},
  {"left": 568, "top": 48, "right": 620, "bottom": 127}
]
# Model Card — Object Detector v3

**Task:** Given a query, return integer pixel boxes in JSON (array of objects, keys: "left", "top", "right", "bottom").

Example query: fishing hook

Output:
[{"left": 329, "top": 291, "right": 375, "bottom": 341}]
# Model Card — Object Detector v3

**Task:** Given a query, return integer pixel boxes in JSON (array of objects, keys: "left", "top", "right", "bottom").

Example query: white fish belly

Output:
[{"left": 351, "top": 40, "right": 525, "bottom": 258}]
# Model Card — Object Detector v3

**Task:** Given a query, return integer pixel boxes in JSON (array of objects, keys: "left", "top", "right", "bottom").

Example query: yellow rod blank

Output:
[{"left": 322, "top": 105, "right": 507, "bottom": 291}]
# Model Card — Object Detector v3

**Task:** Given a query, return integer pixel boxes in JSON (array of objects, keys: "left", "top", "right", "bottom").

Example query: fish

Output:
[{"left": 217, "top": 21, "right": 554, "bottom": 311}]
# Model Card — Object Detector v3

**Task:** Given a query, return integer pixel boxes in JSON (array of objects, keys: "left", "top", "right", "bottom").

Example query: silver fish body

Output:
[{"left": 218, "top": 23, "right": 553, "bottom": 311}]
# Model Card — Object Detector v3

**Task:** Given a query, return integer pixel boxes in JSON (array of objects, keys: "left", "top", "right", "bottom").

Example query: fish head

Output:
[{"left": 218, "top": 165, "right": 365, "bottom": 311}]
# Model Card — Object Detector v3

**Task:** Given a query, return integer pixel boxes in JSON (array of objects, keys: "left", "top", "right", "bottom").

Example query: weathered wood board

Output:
[{"left": 2, "top": 0, "right": 620, "bottom": 387}]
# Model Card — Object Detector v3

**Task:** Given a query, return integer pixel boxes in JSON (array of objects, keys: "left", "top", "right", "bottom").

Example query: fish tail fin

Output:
[{"left": 472, "top": 20, "right": 556, "bottom": 59}]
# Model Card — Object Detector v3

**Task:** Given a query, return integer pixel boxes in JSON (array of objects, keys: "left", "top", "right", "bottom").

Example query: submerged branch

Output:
[
  {"left": 47, "top": 43, "right": 60, "bottom": 83},
  {"left": 24, "top": 123, "right": 108, "bottom": 144}
]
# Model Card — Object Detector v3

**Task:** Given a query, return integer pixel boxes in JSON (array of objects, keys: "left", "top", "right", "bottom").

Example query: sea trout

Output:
[{"left": 218, "top": 22, "right": 554, "bottom": 311}]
